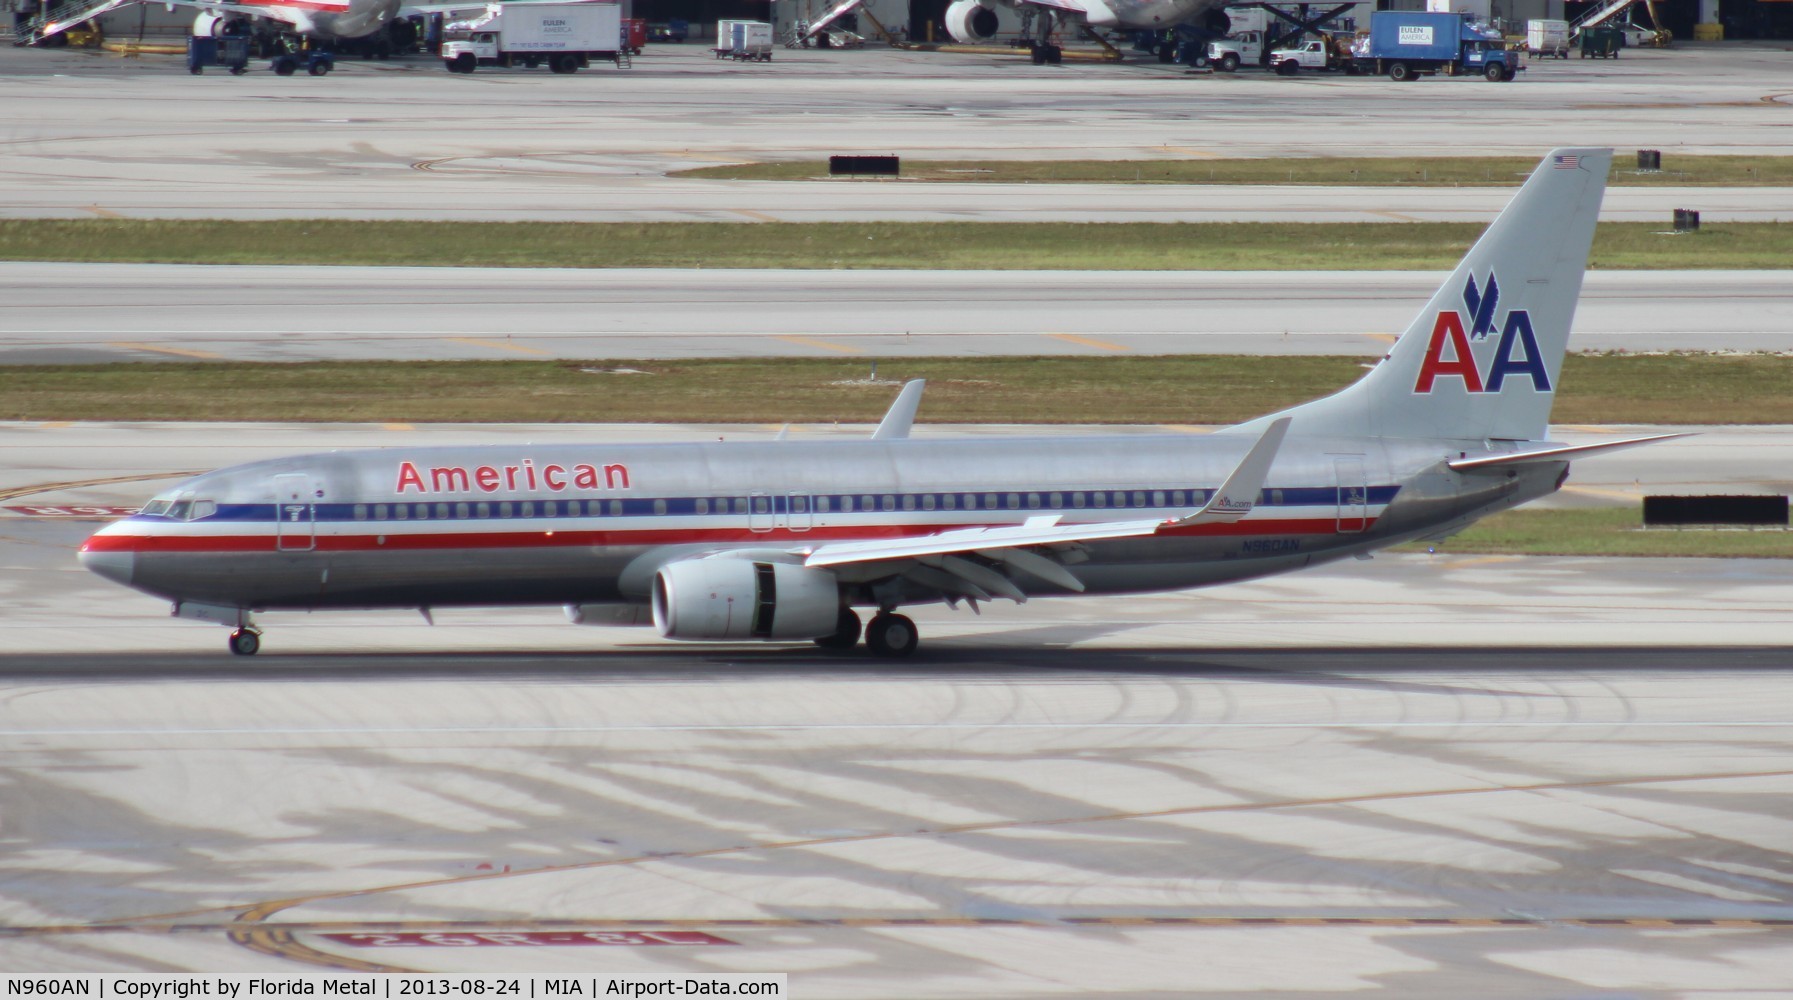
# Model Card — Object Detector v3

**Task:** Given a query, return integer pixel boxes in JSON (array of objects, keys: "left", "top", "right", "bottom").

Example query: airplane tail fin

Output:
[{"left": 1249, "top": 147, "right": 1610, "bottom": 443}]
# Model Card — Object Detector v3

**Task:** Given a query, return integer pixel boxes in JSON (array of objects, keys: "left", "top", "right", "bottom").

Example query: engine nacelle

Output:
[
  {"left": 942, "top": 0, "right": 1001, "bottom": 43},
  {"left": 191, "top": 11, "right": 225, "bottom": 36},
  {"left": 652, "top": 558, "right": 840, "bottom": 641}
]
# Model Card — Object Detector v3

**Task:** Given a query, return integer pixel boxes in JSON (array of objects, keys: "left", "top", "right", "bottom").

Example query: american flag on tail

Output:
[{"left": 1553, "top": 154, "right": 1581, "bottom": 169}]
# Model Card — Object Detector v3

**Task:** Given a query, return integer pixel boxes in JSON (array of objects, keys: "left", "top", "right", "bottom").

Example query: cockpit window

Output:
[{"left": 139, "top": 496, "right": 215, "bottom": 520}]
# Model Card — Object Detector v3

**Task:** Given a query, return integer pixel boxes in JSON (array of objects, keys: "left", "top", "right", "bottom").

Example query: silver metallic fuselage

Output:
[{"left": 81, "top": 432, "right": 1563, "bottom": 613}]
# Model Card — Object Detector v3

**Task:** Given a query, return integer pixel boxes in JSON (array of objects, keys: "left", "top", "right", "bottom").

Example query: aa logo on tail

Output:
[{"left": 1413, "top": 272, "right": 1552, "bottom": 394}]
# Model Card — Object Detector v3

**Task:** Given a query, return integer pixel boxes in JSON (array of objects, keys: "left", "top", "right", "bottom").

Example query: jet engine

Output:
[
  {"left": 652, "top": 558, "right": 840, "bottom": 641},
  {"left": 942, "top": 0, "right": 1001, "bottom": 42}
]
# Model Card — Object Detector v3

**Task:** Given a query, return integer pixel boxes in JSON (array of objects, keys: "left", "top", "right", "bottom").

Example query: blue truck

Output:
[{"left": 1355, "top": 11, "right": 1521, "bottom": 82}]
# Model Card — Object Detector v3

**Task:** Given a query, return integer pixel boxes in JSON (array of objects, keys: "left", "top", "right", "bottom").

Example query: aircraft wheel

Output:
[
  {"left": 865, "top": 613, "right": 918, "bottom": 658},
  {"left": 229, "top": 629, "right": 260, "bottom": 656},
  {"left": 1029, "top": 44, "right": 1045, "bottom": 65},
  {"left": 813, "top": 608, "right": 862, "bottom": 650}
]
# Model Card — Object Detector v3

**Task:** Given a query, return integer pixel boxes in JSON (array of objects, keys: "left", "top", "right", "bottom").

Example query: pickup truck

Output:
[
  {"left": 1207, "top": 30, "right": 1264, "bottom": 71},
  {"left": 1268, "top": 37, "right": 1349, "bottom": 74}
]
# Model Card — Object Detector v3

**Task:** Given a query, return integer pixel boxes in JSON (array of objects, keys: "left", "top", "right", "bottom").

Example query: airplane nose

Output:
[{"left": 78, "top": 542, "right": 135, "bottom": 586}]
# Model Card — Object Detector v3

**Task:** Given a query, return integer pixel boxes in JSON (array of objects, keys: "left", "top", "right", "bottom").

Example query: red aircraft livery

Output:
[{"left": 395, "top": 459, "right": 631, "bottom": 495}]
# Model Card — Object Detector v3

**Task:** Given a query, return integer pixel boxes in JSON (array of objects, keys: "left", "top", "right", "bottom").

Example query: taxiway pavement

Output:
[
  {"left": 2, "top": 265, "right": 1787, "bottom": 363},
  {"left": 0, "top": 44, "right": 1790, "bottom": 223}
]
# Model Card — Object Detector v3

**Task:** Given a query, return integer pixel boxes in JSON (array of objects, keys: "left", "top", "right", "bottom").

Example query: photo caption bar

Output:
[{"left": 2, "top": 976, "right": 786, "bottom": 1000}]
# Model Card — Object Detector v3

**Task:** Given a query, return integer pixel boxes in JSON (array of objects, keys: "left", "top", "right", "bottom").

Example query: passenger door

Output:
[{"left": 273, "top": 473, "right": 318, "bottom": 551}]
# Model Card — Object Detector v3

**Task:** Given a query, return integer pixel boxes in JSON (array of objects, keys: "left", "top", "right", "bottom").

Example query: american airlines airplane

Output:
[
  {"left": 939, "top": 0, "right": 1225, "bottom": 63},
  {"left": 81, "top": 148, "right": 1673, "bottom": 658}
]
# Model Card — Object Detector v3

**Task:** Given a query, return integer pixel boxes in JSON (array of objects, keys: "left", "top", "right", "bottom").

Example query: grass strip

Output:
[
  {"left": 675, "top": 155, "right": 1793, "bottom": 187},
  {"left": 1397, "top": 507, "right": 1793, "bottom": 558},
  {"left": 0, "top": 219, "right": 1788, "bottom": 270},
  {"left": 4, "top": 354, "right": 1793, "bottom": 425}
]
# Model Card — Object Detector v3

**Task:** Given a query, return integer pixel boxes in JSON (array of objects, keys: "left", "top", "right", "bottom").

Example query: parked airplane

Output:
[
  {"left": 81, "top": 148, "right": 1674, "bottom": 658},
  {"left": 940, "top": 0, "right": 1225, "bottom": 63}
]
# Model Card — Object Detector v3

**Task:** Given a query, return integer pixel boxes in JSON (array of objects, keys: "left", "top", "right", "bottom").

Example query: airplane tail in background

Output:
[{"left": 1251, "top": 147, "right": 1611, "bottom": 444}]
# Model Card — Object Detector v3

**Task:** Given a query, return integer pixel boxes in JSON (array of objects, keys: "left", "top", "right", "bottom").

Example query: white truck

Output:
[
  {"left": 1268, "top": 36, "right": 1349, "bottom": 74},
  {"left": 1207, "top": 30, "right": 1265, "bottom": 71},
  {"left": 1526, "top": 19, "right": 1569, "bottom": 58},
  {"left": 442, "top": 2, "right": 623, "bottom": 74}
]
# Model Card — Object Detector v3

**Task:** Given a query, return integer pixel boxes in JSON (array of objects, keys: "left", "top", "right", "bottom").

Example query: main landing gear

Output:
[
  {"left": 812, "top": 608, "right": 919, "bottom": 657},
  {"left": 1027, "top": 12, "right": 1062, "bottom": 65},
  {"left": 228, "top": 628, "right": 262, "bottom": 656}
]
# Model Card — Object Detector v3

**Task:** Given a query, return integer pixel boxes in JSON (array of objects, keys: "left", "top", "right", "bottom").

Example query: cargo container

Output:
[
  {"left": 1526, "top": 19, "right": 1569, "bottom": 58},
  {"left": 721, "top": 20, "right": 773, "bottom": 61}
]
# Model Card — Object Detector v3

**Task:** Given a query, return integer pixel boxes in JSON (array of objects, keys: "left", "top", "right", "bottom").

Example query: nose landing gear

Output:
[{"left": 228, "top": 628, "right": 262, "bottom": 656}]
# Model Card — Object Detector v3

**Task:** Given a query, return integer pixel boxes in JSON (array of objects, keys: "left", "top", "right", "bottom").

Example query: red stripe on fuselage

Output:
[{"left": 81, "top": 517, "right": 1376, "bottom": 555}]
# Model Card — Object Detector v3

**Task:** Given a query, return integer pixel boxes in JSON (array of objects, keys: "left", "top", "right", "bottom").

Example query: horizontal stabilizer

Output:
[{"left": 1447, "top": 432, "right": 1690, "bottom": 471}]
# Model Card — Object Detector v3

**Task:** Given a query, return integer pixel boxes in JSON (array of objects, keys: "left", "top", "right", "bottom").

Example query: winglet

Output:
[
  {"left": 872, "top": 379, "right": 926, "bottom": 441},
  {"left": 1166, "top": 417, "right": 1290, "bottom": 528}
]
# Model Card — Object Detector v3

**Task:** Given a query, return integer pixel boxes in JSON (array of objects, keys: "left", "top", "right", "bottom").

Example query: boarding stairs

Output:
[
  {"left": 787, "top": 0, "right": 867, "bottom": 47},
  {"left": 13, "top": 0, "right": 133, "bottom": 45}
]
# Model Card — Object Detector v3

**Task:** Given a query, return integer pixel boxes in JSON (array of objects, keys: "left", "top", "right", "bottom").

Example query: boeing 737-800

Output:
[{"left": 81, "top": 148, "right": 1675, "bottom": 658}]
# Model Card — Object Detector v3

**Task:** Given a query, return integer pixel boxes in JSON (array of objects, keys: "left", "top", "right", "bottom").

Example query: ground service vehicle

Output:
[
  {"left": 1358, "top": 10, "right": 1520, "bottom": 81},
  {"left": 442, "top": 2, "right": 622, "bottom": 73},
  {"left": 1526, "top": 18, "right": 1568, "bottom": 58},
  {"left": 1269, "top": 36, "right": 1348, "bottom": 73},
  {"left": 1207, "top": 30, "right": 1264, "bottom": 70}
]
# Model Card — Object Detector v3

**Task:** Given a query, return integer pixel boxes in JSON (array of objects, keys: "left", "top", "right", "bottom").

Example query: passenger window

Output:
[
  {"left": 476, "top": 502, "right": 490, "bottom": 519},
  {"left": 544, "top": 500, "right": 557, "bottom": 517},
  {"left": 374, "top": 504, "right": 389, "bottom": 521},
  {"left": 1049, "top": 493, "right": 1063, "bottom": 509},
  {"left": 1271, "top": 489, "right": 1283, "bottom": 505},
  {"left": 353, "top": 504, "right": 367, "bottom": 521},
  {"left": 436, "top": 503, "right": 449, "bottom": 519},
  {"left": 922, "top": 494, "right": 935, "bottom": 511},
  {"left": 1006, "top": 493, "right": 1020, "bottom": 509},
  {"left": 653, "top": 499, "right": 667, "bottom": 515},
  {"left": 1027, "top": 493, "right": 1041, "bottom": 509},
  {"left": 1113, "top": 492, "right": 1127, "bottom": 508},
  {"left": 1173, "top": 491, "right": 1186, "bottom": 507},
  {"left": 882, "top": 495, "right": 895, "bottom": 512},
  {"left": 1133, "top": 491, "right": 1147, "bottom": 507},
  {"left": 817, "top": 496, "right": 830, "bottom": 513},
  {"left": 609, "top": 500, "right": 623, "bottom": 516},
  {"left": 902, "top": 495, "right": 916, "bottom": 511},
  {"left": 455, "top": 503, "right": 470, "bottom": 519},
  {"left": 793, "top": 495, "right": 808, "bottom": 513},
  {"left": 695, "top": 498, "right": 709, "bottom": 515},
  {"left": 965, "top": 494, "right": 978, "bottom": 511},
  {"left": 840, "top": 496, "right": 853, "bottom": 513},
  {"left": 1153, "top": 491, "right": 1166, "bottom": 507},
  {"left": 394, "top": 504, "right": 408, "bottom": 520},
  {"left": 943, "top": 494, "right": 956, "bottom": 511},
  {"left": 521, "top": 501, "right": 535, "bottom": 517},
  {"left": 753, "top": 495, "right": 771, "bottom": 515},
  {"left": 733, "top": 497, "right": 748, "bottom": 515},
  {"left": 1072, "top": 492, "right": 1085, "bottom": 509},
  {"left": 499, "top": 502, "right": 512, "bottom": 518}
]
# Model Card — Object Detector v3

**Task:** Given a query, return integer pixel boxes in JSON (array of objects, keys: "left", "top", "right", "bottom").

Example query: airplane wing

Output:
[
  {"left": 800, "top": 418, "right": 1290, "bottom": 600},
  {"left": 1021, "top": 0, "right": 1097, "bottom": 14},
  {"left": 1447, "top": 432, "right": 1690, "bottom": 471}
]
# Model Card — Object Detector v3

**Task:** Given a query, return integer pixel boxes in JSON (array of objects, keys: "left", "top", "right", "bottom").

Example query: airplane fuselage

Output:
[{"left": 81, "top": 432, "right": 1561, "bottom": 615}]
